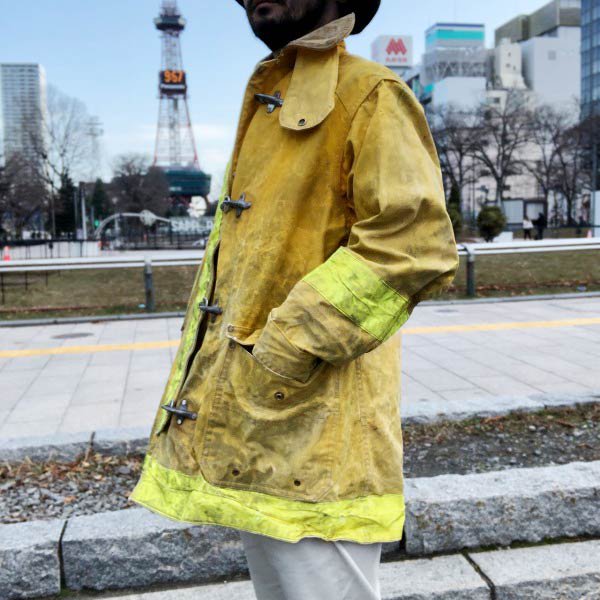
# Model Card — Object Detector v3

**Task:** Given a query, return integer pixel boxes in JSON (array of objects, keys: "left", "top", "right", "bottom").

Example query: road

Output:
[{"left": 1, "top": 296, "right": 599, "bottom": 441}]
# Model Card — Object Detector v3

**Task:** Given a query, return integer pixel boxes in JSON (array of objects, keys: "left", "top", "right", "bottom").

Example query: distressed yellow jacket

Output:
[{"left": 130, "top": 14, "right": 458, "bottom": 543}]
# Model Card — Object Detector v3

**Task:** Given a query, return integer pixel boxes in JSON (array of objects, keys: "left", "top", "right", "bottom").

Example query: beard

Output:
[{"left": 248, "top": 0, "right": 329, "bottom": 51}]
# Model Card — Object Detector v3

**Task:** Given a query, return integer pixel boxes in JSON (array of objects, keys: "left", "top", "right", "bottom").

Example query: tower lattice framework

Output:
[{"left": 153, "top": 0, "right": 199, "bottom": 169}]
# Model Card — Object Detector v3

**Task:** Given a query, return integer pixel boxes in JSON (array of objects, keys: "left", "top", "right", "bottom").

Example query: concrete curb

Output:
[
  {"left": 2, "top": 461, "right": 599, "bottom": 597},
  {"left": 61, "top": 509, "right": 248, "bottom": 592},
  {"left": 0, "top": 519, "right": 65, "bottom": 600},
  {"left": 0, "top": 431, "right": 93, "bottom": 463},
  {"left": 402, "top": 390, "right": 600, "bottom": 425},
  {"left": 0, "top": 311, "right": 185, "bottom": 329},
  {"left": 404, "top": 461, "right": 600, "bottom": 555},
  {"left": 2, "top": 392, "right": 599, "bottom": 463},
  {"left": 0, "top": 426, "right": 149, "bottom": 463},
  {"left": 470, "top": 539, "right": 600, "bottom": 599},
  {"left": 58, "top": 540, "right": 600, "bottom": 600}
]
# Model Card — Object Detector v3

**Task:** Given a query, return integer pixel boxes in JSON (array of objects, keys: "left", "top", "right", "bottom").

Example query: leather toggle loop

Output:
[
  {"left": 221, "top": 193, "right": 252, "bottom": 218},
  {"left": 255, "top": 91, "right": 284, "bottom": 114}
]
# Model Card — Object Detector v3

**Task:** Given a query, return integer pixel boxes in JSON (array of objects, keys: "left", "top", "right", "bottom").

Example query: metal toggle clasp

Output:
[
  {"left": 161, "top": 399, "right": 198, "bottom": 426},
  {"left": 255, "top": 92, "right": 283, "bottom": 114},
  {"left": 199, "top": 297, "right": 223, "bottom": 321},
  {"left": 221, "top": 193, "right": 252, "bottom": 217}
]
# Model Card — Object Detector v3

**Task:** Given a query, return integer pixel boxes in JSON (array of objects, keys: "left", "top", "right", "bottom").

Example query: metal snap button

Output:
[
  {"left": 227, "top": 325, "right": 234, "bottom": 332},
  {"left": 274, "top": 391, "right": 285, "bottom": 401},
  {"left": 298, "top": 118, "right": 306, "bottom": 127}
]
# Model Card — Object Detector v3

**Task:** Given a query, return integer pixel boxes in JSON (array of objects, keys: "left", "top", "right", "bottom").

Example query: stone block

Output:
[
  {"left": 470, "top": 540, "right": 600, "bottom": 599},
  {"left": 0, "top": 519, "right": 64, "bottom": 599},
  {"left": 380, "top": 554, "right": 490, "bottom": 599},
  {"left": 61, "top": 508, "right": 247, "bottom": 591},
  {"left": 404, "top": 461, "right": 600, "bottom": 555}
]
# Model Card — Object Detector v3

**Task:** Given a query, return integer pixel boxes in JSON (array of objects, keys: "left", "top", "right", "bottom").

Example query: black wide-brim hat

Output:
[{"left": 235, "top": 1, "right": 380, "bottom": 34}]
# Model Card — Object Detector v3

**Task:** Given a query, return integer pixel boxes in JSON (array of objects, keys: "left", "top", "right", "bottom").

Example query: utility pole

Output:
[
  {"left": 79, "top": 183, "right": 88, "bottom": 241},
  {"left": 72, "top": 189, "right": 79, "bottom": 239}
]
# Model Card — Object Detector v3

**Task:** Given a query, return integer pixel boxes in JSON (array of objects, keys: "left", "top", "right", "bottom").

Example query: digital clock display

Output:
[{"left": 159, "top": 70, "right": 187, "bottom": 94}]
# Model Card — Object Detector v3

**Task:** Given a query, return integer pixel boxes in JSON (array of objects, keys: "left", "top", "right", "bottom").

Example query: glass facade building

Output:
[{"left": 582, "top": 0, "right": 600, "bottom": 115}]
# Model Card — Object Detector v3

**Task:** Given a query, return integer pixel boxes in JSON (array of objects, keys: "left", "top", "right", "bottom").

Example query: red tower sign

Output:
[{"left": 386, "top": 38, "right": 408, "bottom": 56}]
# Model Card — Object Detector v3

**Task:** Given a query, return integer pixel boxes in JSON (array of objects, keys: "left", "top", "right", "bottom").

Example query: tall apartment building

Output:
[
  {"left": 581, "top": 0, "right": 600, "bottom": 234},
  {"left": 0, "top": 63, "right": 47, "bottom": 166},
  {"left": 582, "top": 0, "right": 600, "bottom": 116}
]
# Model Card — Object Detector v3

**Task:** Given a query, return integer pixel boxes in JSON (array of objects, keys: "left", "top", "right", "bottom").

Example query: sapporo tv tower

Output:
[{"left": 153, "top": 0, "right": 211, "bottom": 213}]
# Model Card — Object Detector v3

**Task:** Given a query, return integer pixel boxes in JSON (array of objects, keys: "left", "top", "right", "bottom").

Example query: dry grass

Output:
[{"left": 0, "top": 250, "right": 598, "bottom": 320}]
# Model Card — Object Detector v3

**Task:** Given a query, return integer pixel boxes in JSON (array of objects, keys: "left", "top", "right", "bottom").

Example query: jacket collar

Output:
[
  {"left": 277, "top": 13, "right": 355, "bottom": 131},
  {"left": 286, "top": 13, "right": 355, "bottom": 51}
]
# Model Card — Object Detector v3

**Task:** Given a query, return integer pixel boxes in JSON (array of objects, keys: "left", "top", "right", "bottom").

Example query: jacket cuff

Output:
[{"left": 253, "top": 316, "right": 320, "bottom": 384}]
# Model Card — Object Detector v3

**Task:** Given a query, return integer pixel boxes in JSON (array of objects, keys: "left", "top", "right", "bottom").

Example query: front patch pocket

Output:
[{"left": 200, "top": 339, "right": 339, "bottom": 501}]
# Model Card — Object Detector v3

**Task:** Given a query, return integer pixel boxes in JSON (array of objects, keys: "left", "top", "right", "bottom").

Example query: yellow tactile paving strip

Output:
[{"left": 1, "top": 317, "right": 599, "bottom": 359}]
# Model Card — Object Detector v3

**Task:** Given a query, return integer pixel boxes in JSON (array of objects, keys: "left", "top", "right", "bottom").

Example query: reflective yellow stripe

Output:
[
  {"left": 303, "top": 247, "right": 410, "bottom": 342},
  {"left": 154, "top": 163, "right": 230, "bottom": 434},
  {"left": 129, "top": 454, "right": 405, "bottom": 544}
]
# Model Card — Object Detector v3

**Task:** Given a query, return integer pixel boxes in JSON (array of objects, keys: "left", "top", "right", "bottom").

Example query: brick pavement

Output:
[{"left": 0, "top": 296, "right": 599, "bottom": 441}]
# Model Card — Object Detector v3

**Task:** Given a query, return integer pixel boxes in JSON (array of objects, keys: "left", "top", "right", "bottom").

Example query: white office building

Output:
[
  {"left": 422, "top": 23, "right": 487, "bottom": 109},
  {"left": 0, "top": 63, "right": 47, "bottom": 166},
  {"left": 494, "top": 0, "right": 581, "bottom": 106}
]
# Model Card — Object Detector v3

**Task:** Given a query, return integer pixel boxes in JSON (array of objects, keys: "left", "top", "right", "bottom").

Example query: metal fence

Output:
[
  {"left": 0, "top": 238, "right": 599, "bottom": 309},
  {"left": 458, "top": 238, "right": 600, "bottom": 296}
]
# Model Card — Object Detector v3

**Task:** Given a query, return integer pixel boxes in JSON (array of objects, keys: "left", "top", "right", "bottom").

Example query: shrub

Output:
[{"left": 477, "top": 205, "right": 506, "bottom": 242}]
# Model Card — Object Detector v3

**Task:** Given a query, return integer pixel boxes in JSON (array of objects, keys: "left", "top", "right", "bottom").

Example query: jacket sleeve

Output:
[{"left": 253, "top": 79, "right": 459, "bottom": 383}]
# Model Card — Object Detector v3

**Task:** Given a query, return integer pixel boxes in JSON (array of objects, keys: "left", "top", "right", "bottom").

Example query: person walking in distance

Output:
[
  {"left": 130, "top": 1, "right": 458, "bottom": 598},
  {"left": 523, "top": 215, "right": 534, "bottom": 240},
  {"left": 534, "top": 211, "right": 547, "bottom": 240}
]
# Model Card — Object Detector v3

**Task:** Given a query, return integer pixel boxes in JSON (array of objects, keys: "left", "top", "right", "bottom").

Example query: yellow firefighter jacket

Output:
[{"left": 130, "top": 13, "right": 459, "bottom": 544}]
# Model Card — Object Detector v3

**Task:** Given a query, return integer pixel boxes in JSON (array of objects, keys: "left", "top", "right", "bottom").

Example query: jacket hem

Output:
[{"left": 129, "top": 454, "right": 405, "bottom": 545}]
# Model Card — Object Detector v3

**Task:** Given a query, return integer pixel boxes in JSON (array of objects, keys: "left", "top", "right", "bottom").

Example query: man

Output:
[{"left": 130, "top": 1, "right": 458, "bottom": 598}]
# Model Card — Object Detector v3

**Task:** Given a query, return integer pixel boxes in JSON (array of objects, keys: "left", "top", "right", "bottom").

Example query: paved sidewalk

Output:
[{"left": 0, "top": 296, "right": 599, "bottom": 441}]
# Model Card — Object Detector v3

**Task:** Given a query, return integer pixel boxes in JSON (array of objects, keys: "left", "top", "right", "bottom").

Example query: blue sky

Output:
[{"left": 1, "top": 0, "right": 549, "bottom": 193}]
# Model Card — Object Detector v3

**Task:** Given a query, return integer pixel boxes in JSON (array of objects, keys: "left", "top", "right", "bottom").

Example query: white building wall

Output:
[
  {"left": 521, "top": 27, "right": 581, "bottom": 106},
  {"left": 432, "top": 76, "right": 487, "bottom": 109},
  {"left": 494, "top": 40, "right": 527, "bottom": 89}
]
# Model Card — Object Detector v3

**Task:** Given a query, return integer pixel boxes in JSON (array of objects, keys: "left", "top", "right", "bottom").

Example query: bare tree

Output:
[
  {"left": 553, "top": 117, "right": 593, "bottom": 225},
  {"left": 110, "top": 154, "right": 170, "bottom": 217},
  {"left": 430, "top": 104, "right": 477, "bottom": 209},
  {"left": 0, "top": 153, "right": 47, "bottom": 238},
  {"left": 470, "top": 91, "right": 532, "bottom": 204},
  {"left": 520, "top": 103, "right": 577, "bottom": 224},
  {"left": 23, "top": 85, "right": 93, "bottom": 235}
]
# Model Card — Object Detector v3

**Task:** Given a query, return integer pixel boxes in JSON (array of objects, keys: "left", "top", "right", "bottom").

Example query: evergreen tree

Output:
[
  {"left": 91, "top": 178, "right": 110, "bottom": 225},
  {"left": 448, "top": 184, "right": 462, "bottom": 214},
  {"left": 54, "top": 173, "right": 77, "bottom": 236}
]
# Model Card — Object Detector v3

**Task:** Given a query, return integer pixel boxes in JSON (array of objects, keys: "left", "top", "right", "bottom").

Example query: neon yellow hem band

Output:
[
  {"left": 303, "top": 247, "right": 410, "bottom": 342},
  {"left": 130, "top": 454, "right": 405, "bottom": 544}
]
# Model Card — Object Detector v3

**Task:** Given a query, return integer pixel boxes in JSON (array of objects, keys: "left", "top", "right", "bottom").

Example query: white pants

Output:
[{"left": 240, "top": 531, "right": 383, "bottom": 600}]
